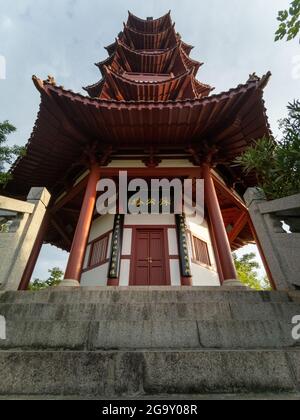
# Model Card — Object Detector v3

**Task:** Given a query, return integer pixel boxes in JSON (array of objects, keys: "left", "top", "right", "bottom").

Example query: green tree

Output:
[
  {"left": 233, "top": 253, "right": 271, "bottom": 290},
  {"left": 29, "top": 267, "right": 64, "bottom": 291},
  {"left": 0, "top": 120, "right": 25, "bottom": 185},
  {"left": 275, "top": 0, "right": 300, "bottom": 42},
  {"left": 235, "top": 101, "right": 300, "bottom": 200}
]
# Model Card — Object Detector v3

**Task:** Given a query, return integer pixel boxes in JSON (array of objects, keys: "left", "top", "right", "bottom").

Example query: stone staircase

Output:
[{"left": 0, "top": 287, "right": 299, "bottom": 399}]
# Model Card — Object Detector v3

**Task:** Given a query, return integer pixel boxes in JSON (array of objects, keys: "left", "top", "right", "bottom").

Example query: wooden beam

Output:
[
  {"left": 247, "top": 215, "right": 277, "bottom": 290},
  {"left": 50, "top": 217, "right": 72, "bottom": 248},
  {"left": 18, "top": 212, "right": 50, "bottom": 291},
  {"left": 228, "top": 212, "right": 248, "bottom": 244},
  {"left": 63, "top": 207, "right": 81, "bottom": 215},
  {"left": 212, "top": 173, "right": 247, "bottom": 211},
  {"left": 51, "top": 176, "right": 88, "bottom": 214}
]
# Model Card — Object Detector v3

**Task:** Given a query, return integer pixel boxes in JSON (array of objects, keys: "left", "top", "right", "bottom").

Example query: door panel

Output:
[
  {"left": 135, "top": 232, "right": 149, "bottom": 285},
  {"left": 149, "top": 231, "right": 165, "bottom": 285},
  {"left": 133, "top": 229, "right": 168, "bottom": 286}
]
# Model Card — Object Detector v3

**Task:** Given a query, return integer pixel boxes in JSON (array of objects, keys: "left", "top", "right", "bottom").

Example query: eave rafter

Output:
[
  {"left": 99, "top": 67, "right": 198, "bottom": 101},
  {"left": 122, "top": 24, "right": 178, "bottom": 50},
  {"left": 127, "top": 10, "right": 172, "bottom": 33}
]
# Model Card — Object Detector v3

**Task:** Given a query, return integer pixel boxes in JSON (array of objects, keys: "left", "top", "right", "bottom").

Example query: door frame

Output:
[{"left": 129, "top": 225, "right": 171, "bottom": 286}]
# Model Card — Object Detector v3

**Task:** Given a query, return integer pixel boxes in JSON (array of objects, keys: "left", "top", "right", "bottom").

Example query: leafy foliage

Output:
[
  {"left": 29, "top": 267, "right": 63, "bottom": 291},
  {"left": 233, "top": 253, "right": 271, "bottom": 290},
  {"left": 275, "top": 0, "right": 300, "bottom": 42},
  {"left": 0, "top": 121, "right": 25, "bottom": 185},
  {"left": 236, "top": 101, "right": 300, "bottom": 200}
]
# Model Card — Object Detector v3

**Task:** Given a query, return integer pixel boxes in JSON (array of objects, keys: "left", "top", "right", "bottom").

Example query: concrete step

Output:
[
  {"left": 1, "top": 319, "right": 299, "bottom": 350},
  {"left": 0, "top": 288, "right": 295, "bottom": 305},
  {"left": 1, "top": 301, "right": 300, "bottom": 322},
  {"left": 0, "top": 349, "right": 299, "bottom": 397}
]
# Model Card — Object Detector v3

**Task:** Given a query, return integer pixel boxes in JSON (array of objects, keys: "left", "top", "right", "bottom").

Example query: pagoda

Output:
[{"left": 5, "top": 11, "right": 273, "bottom": 289}]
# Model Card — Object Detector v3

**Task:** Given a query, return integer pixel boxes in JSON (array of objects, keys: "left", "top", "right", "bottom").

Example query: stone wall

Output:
[
  {"left": 0, "top": 188, "right": 50, "bottom": 290},
  {"left": 245, "top": 188, "right": 300, "bottom": 290}
]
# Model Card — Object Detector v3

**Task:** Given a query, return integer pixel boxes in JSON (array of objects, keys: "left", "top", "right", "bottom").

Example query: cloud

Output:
[{"left": 0, "top": 15, "right": 13, "bottom": 30}]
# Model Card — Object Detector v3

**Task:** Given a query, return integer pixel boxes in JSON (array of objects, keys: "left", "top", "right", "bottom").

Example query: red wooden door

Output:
[{"left": 133, "top": 229, "right": 167, "bottom": 286}]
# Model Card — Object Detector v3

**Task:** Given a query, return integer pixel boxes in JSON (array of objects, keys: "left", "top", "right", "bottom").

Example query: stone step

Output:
[
  {"left": 1, "top": 319, "right": 299, "bottom": 350},
  {"left": 1, "top": 301, "right": 300, "bottom": 322},
  {"left": 1, "top": 393, "right": 300, "bottom": 400},
  {"left": 0, "top": 288, "right": 295, "bottom": 305},
  {"left": 0, "top": 349, "right": 299, "bottom": 397}
]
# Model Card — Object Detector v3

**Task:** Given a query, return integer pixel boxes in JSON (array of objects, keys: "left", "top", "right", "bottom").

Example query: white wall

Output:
[
  {"left": 81, "top": 212, "right": 220, "bottom": 287},
  {"left": 125, "top": 214, "right": 175, "bottom": 226},
  {"left": 122, "top": 229, "right": 132, "bottom": 255},
  {"left": 168, "top": 228, "right": 179, "bottom": 256},
  {"left": 169, "top": 259, "right": 181, "bottom": 286},
  {"left": 119, "top": 259, "right": 130, "bottom": 286},
  {"left": 186, "top": 215, "right": 221, "bottom": 286},
  {"left": 89, "top": 214, "right": 114, "bottom": 242},
  {"left": 80, "top": 215, "right": 114, "bottom": 286},
  {"left": 81, "top": 263, "right": 109, "bottom": 287}
]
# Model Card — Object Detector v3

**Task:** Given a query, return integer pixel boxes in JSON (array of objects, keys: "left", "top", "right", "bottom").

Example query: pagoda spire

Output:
[{"left": 84, "top": 11, "right": 212, "bottom": 101}]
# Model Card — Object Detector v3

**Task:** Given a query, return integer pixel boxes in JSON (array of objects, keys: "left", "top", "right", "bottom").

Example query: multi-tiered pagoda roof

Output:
[
  {"left": 4, "top": 12, "right": 272, "bottom": 250},
  {"left": 84, "top": 11, "right": 212, "bottom": 101}
]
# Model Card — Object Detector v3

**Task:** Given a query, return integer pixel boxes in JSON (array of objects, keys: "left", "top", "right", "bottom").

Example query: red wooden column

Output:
[
  {"left": 63, "top": 164, "right": 100, "bottom": 285},
  {"left": 18, "top": 212, "right": 50, "bottom": 291},
  {"left": 247, "top": 216, "right": 277, "bottom": 290},
  {"left": 202, "top": 163, "right": 240, "bottom": 285}
]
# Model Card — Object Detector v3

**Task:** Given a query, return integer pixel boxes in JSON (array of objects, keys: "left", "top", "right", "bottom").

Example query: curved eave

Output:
[
  {"left": 5, "top": 73, "right": 271, "bottom": 198},
  {"left": 95, "top": 54, "right": 115, "bottom": 76},
  {"left": 193, "top": 79, "right": 214, "bottom": 98},
  {"left": 127, "top": 11, "right": 172, "bottom": 33},
  {"left": 95, "top": 41, "right": 202, "bottom": 77},
  {"left": 181, "top": 41, "right": 194, "bottom": 56},
  {"left": 179, "top": 45, "right": 202, "bottom": 76},
  {"left": 83, "top": 79, "right": 104, "bottom": 98},
  {"left": 122, "top": 24, "right": 177, "bottom": 50},
  {"left": 105, "top": 42, "right": 117, "bottom": 56},
  {"left": 100, "top": 67, "right": 197, "bottom": 101}
]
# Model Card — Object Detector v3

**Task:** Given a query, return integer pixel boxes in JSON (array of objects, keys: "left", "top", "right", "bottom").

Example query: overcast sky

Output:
[{"left": 0, "top": 0, "right": 299, "bottom": 280}]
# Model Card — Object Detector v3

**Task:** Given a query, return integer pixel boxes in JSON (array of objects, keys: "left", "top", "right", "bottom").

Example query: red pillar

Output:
[
  {"left": 64, "top": 164, "right": 100, "bottom": 283},
  {"left": 18, "top": 212, "right": 50, "bottom": 291},
  {"left": 207, "top": 214, "right": 225, "bottom": 285},
  {"left": 202, "top": 163, "right": 238, "bottom": 282},
  {"left": 247, "top": 216, "right": 277, "bottom": 290}
]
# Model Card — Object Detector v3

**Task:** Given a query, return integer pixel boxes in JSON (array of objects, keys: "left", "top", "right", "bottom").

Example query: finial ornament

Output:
[
  {"left": 248, "top": 72, "right": 260, "bottom": 82},
  {"left": 46, "top": 75, "right": 56, "bottom": 86}
]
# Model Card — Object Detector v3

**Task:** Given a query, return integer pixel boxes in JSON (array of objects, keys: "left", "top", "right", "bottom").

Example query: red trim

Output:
[
  {"left": 64, "top": 164, "right": 100, "bottom": 282},
  {"left": 190, "top": 234, "right": 212, "bottom": 267},
  {"left": 82, "top": 259, "right": 109, "bottom": 273},
  {"left": 228, "top": 212, "right": 248, "bottom": 244},
  {"left": 99, "top": 167, "right": 200, "bottom": 178},
  {"left": 169, "top": 255, "right": 179, "bottom": 260},
  {"left": 203, "top": 164, "right": 238, "bottom": 281},
  {"left": 87, "top": 230, "right": 113, "bottom": 247},
  {"left": 129, "top": 225, "right": 171, "bottom": 286},
  {"left": 124, "top": 224, "right": 176, "bottom": 229},
  {"left": 86, "top": 232, "right": 110, "bottom": 270},
  {"left": 107, "top": 278, "right": 119, "bottom": 286},
  {"left": 181, "top": 277, "right": 193, "bottom": 286},
  {"left": 207, "top": 213, "right": 224, "bottom": 284}
]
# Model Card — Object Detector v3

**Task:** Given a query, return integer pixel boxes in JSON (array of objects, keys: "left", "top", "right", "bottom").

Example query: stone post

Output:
[
  {"left": 0, "top": 187, "right": 51, "bottom": 291},
  {"left": 244, "top": 188, "right": 298, "bottom": 290}
]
